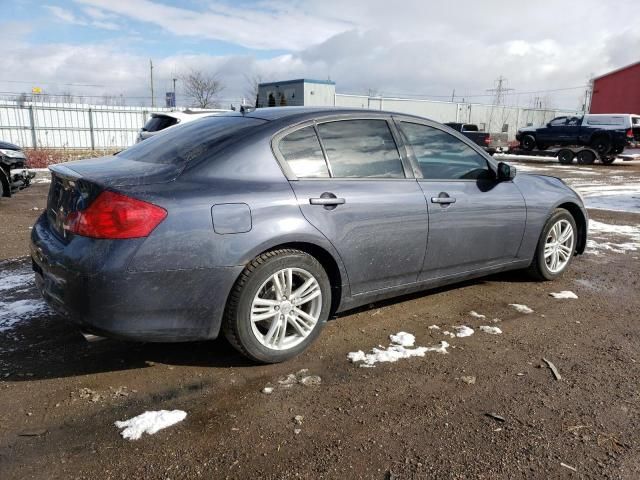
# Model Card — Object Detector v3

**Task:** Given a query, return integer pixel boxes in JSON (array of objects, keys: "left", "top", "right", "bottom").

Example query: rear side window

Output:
[
  {"left": 143, "top": 115, "right": 178, "bottom": 132},
  {"left": 398, "top": 122, "right": 490, "bottom": 180},
  {"left": 279, "top": 127, "right": 329, "bottom": 178},
  {"left": 585, "top": 116, "right": 625, "bottom": 126},
  {"left": 316, "top": 120, "right": 404, "bottom": 178},
  {"left": 118, "top": 116, "right": 265, "bottom": 165}
]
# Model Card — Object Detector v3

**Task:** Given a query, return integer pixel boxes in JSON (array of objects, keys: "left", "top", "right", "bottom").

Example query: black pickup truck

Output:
[
  {"left": 444, "top": 123, "right": 493, "bottom": 152},
  {"left": 516, "top": 115, "right": 635, "bottom": 155},
  {"left": 0, "top": 141, "right": 34, "bottom": 197}
]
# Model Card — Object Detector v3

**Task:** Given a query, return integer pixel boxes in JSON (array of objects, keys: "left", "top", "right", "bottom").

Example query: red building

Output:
[{"left": 590, "top": 61, "right": 640, "bottom": 114}]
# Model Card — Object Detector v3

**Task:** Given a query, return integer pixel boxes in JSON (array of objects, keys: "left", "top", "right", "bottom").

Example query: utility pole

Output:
[
  {"left": 486, "top": 75, "right": 514, "bottom": 132},
  {"left": 149, "top": 59, "right": 155, "bottom": 108},
  {"left": 451, "top": 89, "right": 456, "bottom": 102}
]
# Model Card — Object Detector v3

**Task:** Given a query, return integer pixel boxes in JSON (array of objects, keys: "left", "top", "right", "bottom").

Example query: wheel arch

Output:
[
  {"left": 234, "top": 240, "right": 348, "bottom": 316},
  {"left": 557, "top": 202, "right": 587, "bottom": 254}
]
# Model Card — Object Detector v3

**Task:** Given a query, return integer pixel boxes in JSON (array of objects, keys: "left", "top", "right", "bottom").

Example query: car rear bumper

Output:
[{"left": 30, "top": 215, "right": 243, "bottom": 342}]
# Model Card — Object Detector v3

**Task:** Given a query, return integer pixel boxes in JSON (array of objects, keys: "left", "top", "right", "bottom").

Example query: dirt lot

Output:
[{"left": 1, "top": 160, "right": 640, "bottom": 479}]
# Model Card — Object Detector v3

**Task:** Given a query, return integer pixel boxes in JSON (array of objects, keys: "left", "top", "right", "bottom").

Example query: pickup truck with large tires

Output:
[
  {"left": 516, "top": 114, "right": 638, "bottom": 156},
  {"left": 0, "top": 141, "right": 34, "bottom": 198}
]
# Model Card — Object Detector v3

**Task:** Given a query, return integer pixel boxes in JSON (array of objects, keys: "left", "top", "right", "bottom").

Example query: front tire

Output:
[
  {"left": 527, "top": 209, "right": 577, "bottom": 281},
  {"left": 521, "top": 135, "right": 536, "bottom": 151},
  {"left": 222, "top": 249, "right": 331, "bottom": 363}
]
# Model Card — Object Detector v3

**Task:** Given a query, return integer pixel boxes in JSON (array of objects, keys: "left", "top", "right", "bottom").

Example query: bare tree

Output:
[
  {"left": 181, "top": 69, "right": 224, "bottom": 108},
  {"left": 60, "top": 91, "right": 75, "bottom": 103},
  {"left": 244, "top": 74, "right": 263, "bottom": 106}
]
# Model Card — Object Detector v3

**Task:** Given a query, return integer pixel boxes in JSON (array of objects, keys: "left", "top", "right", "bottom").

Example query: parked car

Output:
[
  {"left": 137, "top": 109, "right": 230, "bottom": 142},
  {"left": 31, "top": 108, "right": 587, "bottom": 363},
  {"left": 444, "top": 123, "right": 493, "bottom": 153},
  {"left": 516, "top": 114, "right": 637, "bottom": 155},
  {"left": 0, "top": 140, "right": 34, "bottom": 197}
]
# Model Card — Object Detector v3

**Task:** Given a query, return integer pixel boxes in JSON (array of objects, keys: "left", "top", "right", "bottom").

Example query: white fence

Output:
[
  {"left": 0, "top": 100, "right": 172, "bottom": 150},
  {"left": 335, "top": 94, "right": 581, "bottom": 140},
  {"left": 0, "top": 95, "right": 582, "bottom": 150}
]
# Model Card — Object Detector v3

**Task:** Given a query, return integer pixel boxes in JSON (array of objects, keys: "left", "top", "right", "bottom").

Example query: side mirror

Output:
[{"left": 497, "top": 162, "right": 516, "bottom": 181}]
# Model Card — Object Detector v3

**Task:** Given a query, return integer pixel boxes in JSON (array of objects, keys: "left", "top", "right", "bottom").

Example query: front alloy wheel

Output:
[
  {"left": 543, "top": 219, "right": 574, "bottom": 274},
  {"left": 527, "top": 208, "right": 577, "bottom": 280}
]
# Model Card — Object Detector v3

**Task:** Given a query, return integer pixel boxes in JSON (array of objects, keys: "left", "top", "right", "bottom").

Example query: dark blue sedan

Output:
[{"left": 31, "top": 107, "right": 587, "bottom": 363}]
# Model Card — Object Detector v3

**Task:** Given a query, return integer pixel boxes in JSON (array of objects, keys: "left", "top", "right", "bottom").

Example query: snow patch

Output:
[
  {"left": 428, "top": 325, "right": 441, "bottom": 330},
  {"left": 549, "top": 291, "right": 578, "bottom": 299},
  {"left": 479, "top": 326, "right": 503, "bottom": 335},
  {"left": 0, "top": 300, "right": 50, "bottom": 332},
  {"left": 469, "top": 310, "right": 486, "bottom": 319},
  {"left": 0, "top": 272, "right": 33, "bottom": 292},
  {"left": 348, "top": 331, "right": 449, "bottom": 367},
  {"left": 454, "top": 325, "right": 474, "bottom": 337},
  {"left": 510, "top": 304, "right": 534, "bottom": 314},
  {"left": 115, "top": 410, "right": 187, "bottom": 440},
  {"left": 389, "top": 331, "right": 415, "bottom": 347}
]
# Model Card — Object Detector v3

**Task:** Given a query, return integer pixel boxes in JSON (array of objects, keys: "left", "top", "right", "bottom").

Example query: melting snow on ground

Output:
[
  {"left": 469, "top": 311, "right": 486, "bottom": 319},
  {"left": 510, "top": 304, "right": 534, "bottom": 314},
  {"left": 454, "top": 326, "right": 474, "bottom": 337},
  {"left": 0, "top": 263, "right": 51, "bottom": 332},
  {"left": 479, "top": 326, "right": 502, "bottom": 335},
  {"left": 115, "top": 410, "right": 187, "bottom": 440},
  {"left": 549, "top": 291, "right": 578, "bottom": 299},
  {"left": 587, "top": 220, "right": 640, "bottom": 254},
  {"left": 348, "top": 331, "right": 449, "bottom": 367}
]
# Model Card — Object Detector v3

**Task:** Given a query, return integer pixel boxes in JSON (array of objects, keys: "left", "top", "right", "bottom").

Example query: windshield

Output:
[{"left": 118, "top": 116, "right": 266, "bottom": 166}]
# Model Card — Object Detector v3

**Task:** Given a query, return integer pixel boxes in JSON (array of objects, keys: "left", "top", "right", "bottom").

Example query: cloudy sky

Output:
[{"left": 2, "top": 0, "right": 639, "bottom": 109}]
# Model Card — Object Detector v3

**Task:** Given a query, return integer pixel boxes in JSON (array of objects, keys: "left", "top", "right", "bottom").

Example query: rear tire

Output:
[
  {"left": 557, "top": 149, "right": 575, "bottom": 164},
  {"left": 526, "top": 209, "right": 577, "bottom": 281},
  {"left": 576, "top": 149, "right": 596, "bottom": 165},
  {"left": 222, "top": 249, "right": 331, "bottom": 364},
  {"left": 590, "top": 136, "right": 611, "bottom": 155},
  {"left": 521, "top": 135, "right": 536, "bottom": 151}
]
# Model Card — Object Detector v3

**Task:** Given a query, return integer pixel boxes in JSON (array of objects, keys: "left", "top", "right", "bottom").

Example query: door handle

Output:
[
  {"left": 431, "top": 193, "right": 456, "bottom": 205},
  {"left": 309, "top": 197, "right": 346, "bottom": 206},
  {"left": 309, "top": 192, "right": 345, "bottom": 208}
]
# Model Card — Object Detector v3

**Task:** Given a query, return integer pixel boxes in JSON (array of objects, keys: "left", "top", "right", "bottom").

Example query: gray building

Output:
[{"left": 257, "top": 79, "right": 336, "bottom": 108}]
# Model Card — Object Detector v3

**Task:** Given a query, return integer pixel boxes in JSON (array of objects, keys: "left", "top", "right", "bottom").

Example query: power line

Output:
[{"left": 0, "top": 79, "right": 106, "bottom": 88}]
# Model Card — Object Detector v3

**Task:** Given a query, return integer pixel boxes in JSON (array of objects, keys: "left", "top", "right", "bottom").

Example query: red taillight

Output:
[
  {"left": 627, "top": 128, "right": 634, "bottom": 138},
  {"left": 484, "top": 135, "right": 492, "bottom": 145},
  {"left": 64, "top": 191, "right": 167, "bottom": 239}
]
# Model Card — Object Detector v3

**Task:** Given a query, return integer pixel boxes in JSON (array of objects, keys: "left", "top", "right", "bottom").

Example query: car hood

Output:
[
  {"left": 0, "top": 140, "right": 21, "bottom": 150},
  {"left": 58, "top": 155, "right": 182, "bottom": 187},
  {"left": 518, "top": 126, "right": 537, "bottom": 134}
]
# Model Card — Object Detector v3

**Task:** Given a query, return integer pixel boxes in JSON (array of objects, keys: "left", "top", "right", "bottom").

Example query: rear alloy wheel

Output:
[
  {"left": 601, "top": 156, "right": 616, "bottom": 165},
  {"left": 527, "top": 209, "right": 577, "bottom": 281},
  {"left": 223, "top": 249, "right": 330, "bottom": 363},
  {"left": 521, "top": 135, "right": 536, "bottom": 151},
  {"left": 557, "top": 149, "right": 575, "bottom": 164},
  {"left": 576, "top": 149, "right": 596, "bottom": 165},
  {"left": 590, "top": 136, "right": 611, "bottom": 156}
]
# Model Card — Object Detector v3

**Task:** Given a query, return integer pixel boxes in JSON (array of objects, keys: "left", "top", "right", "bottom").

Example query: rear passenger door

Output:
[
  {"left": 395, "top": 119, "right": 526, "bottom": 280},
  {"left": 275, "top": 117, "right": 428, "bottom": 295}
]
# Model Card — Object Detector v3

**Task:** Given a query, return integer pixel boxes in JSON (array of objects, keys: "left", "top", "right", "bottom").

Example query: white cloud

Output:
[
  {"left": 45, "top": 4, "right": 120, "bottom": 30},
  {"left": 75, "top": 0, "right": 353, "bottom": 51},
  {"left": 4, "top": 0, "right": 640, "bottom": 109}
]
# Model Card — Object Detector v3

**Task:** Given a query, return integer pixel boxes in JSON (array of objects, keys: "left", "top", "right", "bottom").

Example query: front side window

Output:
[
  {"left": 316, "top": 120, "right": 404, "bottom": 178},
  {"left": 279, "top": 126, "right": 329, "bottom": 178},
  {"left": 398, "top": 122, "right": 491, "bottom": 180}
]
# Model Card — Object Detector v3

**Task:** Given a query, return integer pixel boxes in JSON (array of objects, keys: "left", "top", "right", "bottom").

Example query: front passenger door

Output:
[{"left": 396, "top": 120, "right": 526, "bottom": 280}]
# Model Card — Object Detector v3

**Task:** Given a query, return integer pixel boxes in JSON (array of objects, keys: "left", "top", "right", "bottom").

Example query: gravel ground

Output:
[{"left": 1, "top": 160, "right": 639, "bottom": 479}]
